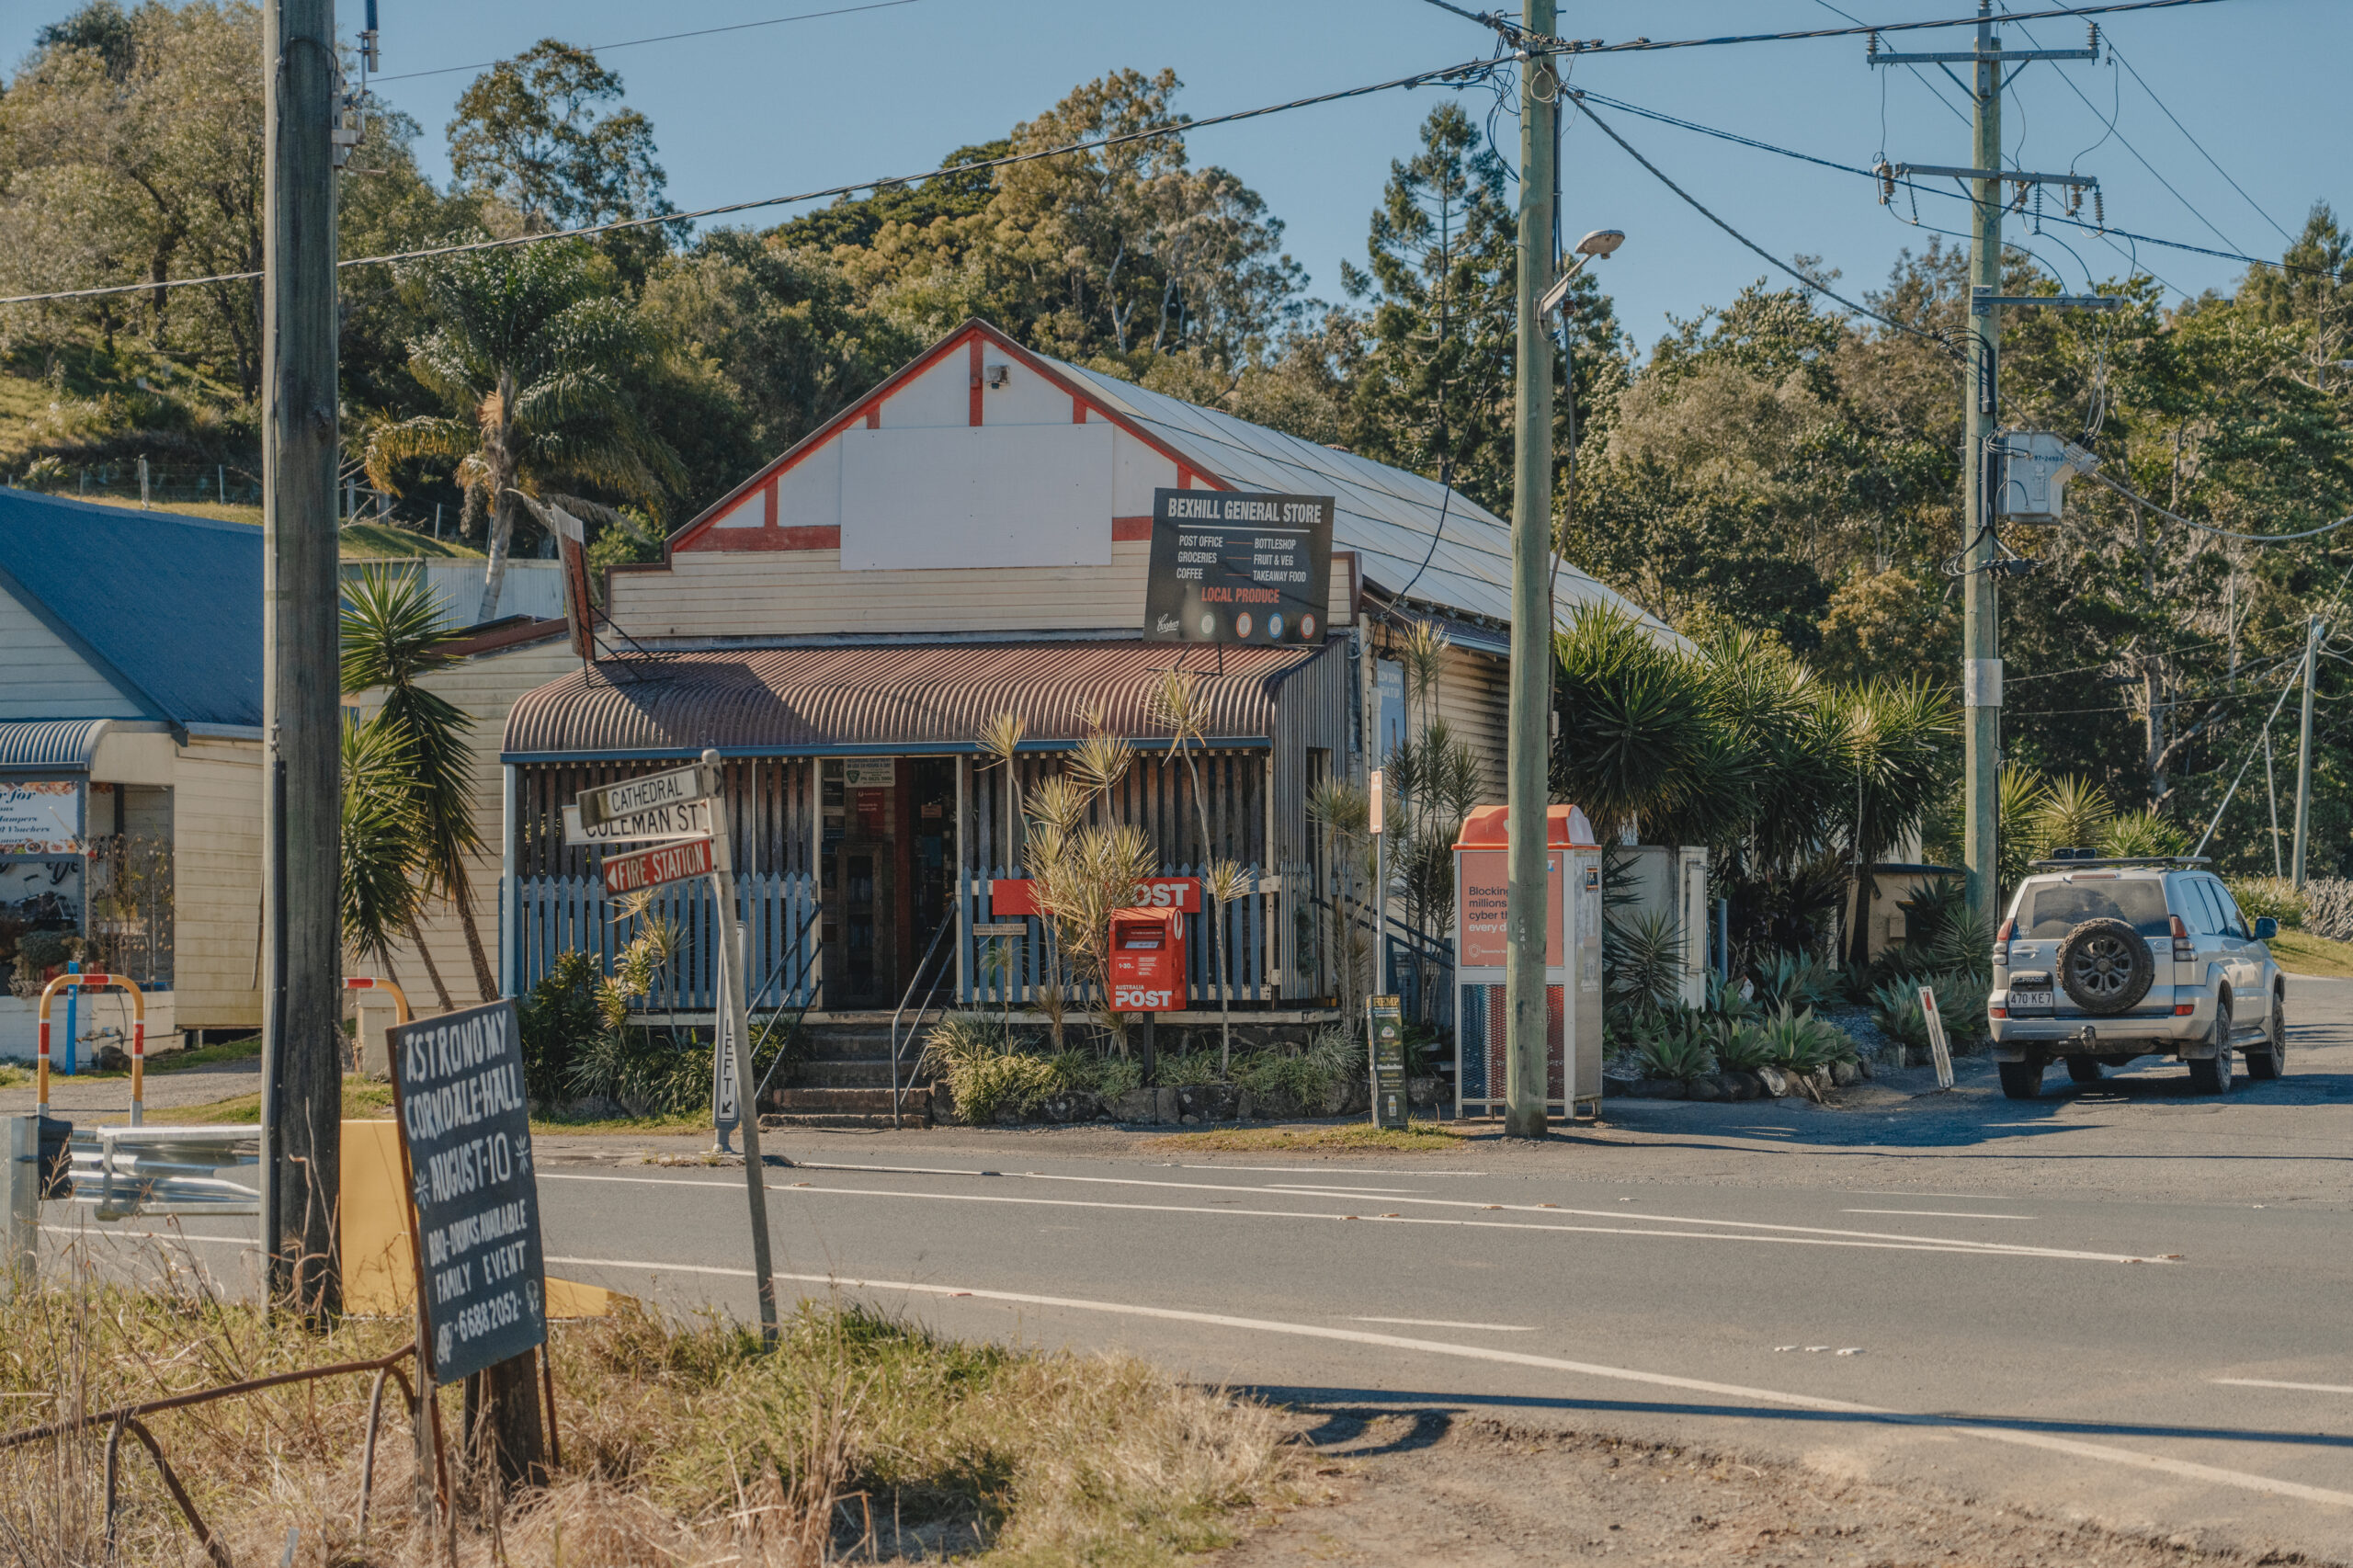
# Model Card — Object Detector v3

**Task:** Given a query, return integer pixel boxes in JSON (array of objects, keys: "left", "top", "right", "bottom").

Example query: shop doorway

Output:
[{"left": 819, "top": 757, "right": 957, "bottom": 1010}]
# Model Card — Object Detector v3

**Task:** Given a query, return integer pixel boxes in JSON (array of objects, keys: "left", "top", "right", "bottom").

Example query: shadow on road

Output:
[{"left": 1245, "top": 1386, "right": 2353, "bottom": 1454}]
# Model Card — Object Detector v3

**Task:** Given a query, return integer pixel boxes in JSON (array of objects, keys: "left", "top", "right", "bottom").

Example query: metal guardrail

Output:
[{"left": 63, "top": 1126, "right": 260, "bottom": 1221}]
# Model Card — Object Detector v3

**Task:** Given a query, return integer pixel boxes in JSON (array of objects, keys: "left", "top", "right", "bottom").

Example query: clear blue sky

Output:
[{"left": 7, "top": 2, "right": 2343, "bottom": 350}]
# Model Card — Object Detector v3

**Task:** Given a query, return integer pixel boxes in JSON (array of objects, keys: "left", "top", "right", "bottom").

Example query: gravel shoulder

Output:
[{"left": 1214, "top": 1407, "right": 2319, "bottom": 1568}]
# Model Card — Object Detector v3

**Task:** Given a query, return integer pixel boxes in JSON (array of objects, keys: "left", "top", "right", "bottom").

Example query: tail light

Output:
[
  {"left": 1993, "top": 917, "right": 2014, "bottom": 968},
  {"left": 2170, "top": 915, "right": 2195, "bottom": 961}
]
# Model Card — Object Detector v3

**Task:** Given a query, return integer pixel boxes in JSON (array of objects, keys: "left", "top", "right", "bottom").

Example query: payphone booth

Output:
[
  {"left": 1109, "top": 906, "right": 1188, "bottom": 1014},
  {"left": 1453, "top": 803, "right": 1603, "bottom": 1120}
]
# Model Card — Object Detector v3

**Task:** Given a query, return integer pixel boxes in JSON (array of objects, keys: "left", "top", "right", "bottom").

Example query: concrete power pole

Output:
[
  {"left": 2290, "top": 615, "right": 2321, "bottom": 887},
  {"left": 1505, "top": 0, "right": 1559, "bottom": 1141},
  {"left": 260, "top": 0, "right": 344, "bottom": 1316}
]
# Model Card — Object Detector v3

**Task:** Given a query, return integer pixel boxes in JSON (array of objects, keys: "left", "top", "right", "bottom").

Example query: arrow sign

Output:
[
  {"left": 577, "top": 764, "right": 714, "bottom": 829},
  {"left": 602, "top": 835, "right": 715, "bottom": 896},
  {"left": 563, "top": 799, "right": 713, "bottom": 846}
]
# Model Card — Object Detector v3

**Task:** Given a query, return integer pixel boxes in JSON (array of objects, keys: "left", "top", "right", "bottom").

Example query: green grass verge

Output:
[
  {"left": 0, "top": 1066, "right": 27, "bottom": 1091},
  {"left": 1143, "top": 1120, "right": 1468, "bottom": 1153},
  {"left": 145, "top": 1075, "right": 395, "bottom": 1125},
  {"left": 2270, "top": 929, "right": 2353, "bottom": 980},
  {"left": 146, "top": 1035, "right": 262, "bottom": 1073}
]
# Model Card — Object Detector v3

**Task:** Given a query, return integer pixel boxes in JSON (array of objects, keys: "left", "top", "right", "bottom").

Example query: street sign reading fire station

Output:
[{"left": 602, "top": 835, "right": 716, "bottom": 896}]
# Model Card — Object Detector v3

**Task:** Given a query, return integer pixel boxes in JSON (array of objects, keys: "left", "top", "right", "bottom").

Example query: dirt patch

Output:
[{"left": 1216, "top": 1408, "right": 2311, "bottom": 1567}]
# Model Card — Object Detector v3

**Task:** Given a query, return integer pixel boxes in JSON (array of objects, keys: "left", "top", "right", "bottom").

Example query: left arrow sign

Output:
[{"left": 602, "top": 835, "right": 715, "bottom": 896}]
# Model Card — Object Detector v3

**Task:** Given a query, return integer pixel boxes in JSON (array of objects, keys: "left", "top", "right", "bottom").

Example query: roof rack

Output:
[{"left": 2025, "top": 853, "right": 2209, "bottom": 871}]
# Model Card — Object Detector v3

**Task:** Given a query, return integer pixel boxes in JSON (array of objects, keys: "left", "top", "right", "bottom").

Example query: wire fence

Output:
[{"left": 10, "top": 458, "right": 470, "bottom": 542}]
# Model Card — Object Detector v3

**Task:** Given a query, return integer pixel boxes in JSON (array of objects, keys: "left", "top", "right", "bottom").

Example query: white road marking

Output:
[
  {"left": 539, "top": 1255, "right": 2353, "bottom": 1512},
  {"left": 1843, "top": 1210, "right": 2036, "bottom": 1221},
  {"left": 541, "top": 1172, "right": 2175, "bottom": 1263},
  {"left": 1176, "top": 1165, "right": 1489, "bottom": 1177},
  {"left": 1265, "top": 1184, "right": 1424, "bottom": 1196},
  {"left": 40, "top": 1225, "right": 250, "bottom": 1244},
  {"left": 1352, "top": 1316, "right": 1534, "bottom": 1333},
  {"left": 2211, "top": 1379, "right": 2353, "bottom": 1395}
]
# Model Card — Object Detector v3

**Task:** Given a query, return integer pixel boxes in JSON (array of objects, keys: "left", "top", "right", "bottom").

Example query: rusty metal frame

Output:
[{"left": 2, "top": 1344, "right": 415, "bottom": 1561}]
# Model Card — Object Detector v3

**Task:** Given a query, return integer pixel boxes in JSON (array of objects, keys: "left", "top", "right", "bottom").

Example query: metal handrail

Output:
[
  {"left": 888, "top": 916, "right": 960, "bottom": 1129},
  {"left": 748, "top": 906, "right": 825, "bottom": 1110}
]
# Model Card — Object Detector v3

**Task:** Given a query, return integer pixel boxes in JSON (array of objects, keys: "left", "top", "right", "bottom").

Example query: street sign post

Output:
[
  {"left": 600, "top": 835, "right": 715, "bottom": 897},
  {"left": 1918, "top": 984, "right": 1957, "bottom": 1090},
  {"left": 563, "top": 798, "right": 713, "bottom": 846},
  {"left": 1367, "top": 995, "right": 1407, "bottom": 1130},
  {"left": 574, "top": 763, "right": 778, "bottom": 1343},
  {"left": 1369, "top": 767, "right": 1386, "bottom": 994},
  {"left": 576, "top": 763, "right": 714, "bottom": 830}
]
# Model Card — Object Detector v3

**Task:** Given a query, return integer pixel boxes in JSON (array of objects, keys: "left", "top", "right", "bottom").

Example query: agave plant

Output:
[
  {"left": 1705, "top": 971, "right": 1758, "bottom": 1022},
  {"left": 1711, "top": 1017, "right": 1773, "bottom": 1072},
  {"left": 1633, "top": 1010, "right": 1716, "bottom": 1083},
  {"left": 1750, "top": 950, "right": 1838, "bottom": 1011},
  {"left": 1754, "top": 1004, "right": 1857, "bottom": 1074}
]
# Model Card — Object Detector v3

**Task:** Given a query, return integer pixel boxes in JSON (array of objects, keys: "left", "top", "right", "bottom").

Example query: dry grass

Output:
[
  {"left": 0, "top": 1247, "right": 1306, "bottom": 1566},
  {"left": 2268, "top": 928, "right": 2353, "bottom": 980},
  {"left": 1142, "top": 1121, "right": 1468, "bottom": 1154},
  {"left": 145, "top": 1076, "right": 395, "bottom": 1125}
]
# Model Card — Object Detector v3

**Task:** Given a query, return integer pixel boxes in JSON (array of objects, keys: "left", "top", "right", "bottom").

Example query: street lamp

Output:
[{"left": 1540, "top": 229, "right": 1626, "bottom": 317}]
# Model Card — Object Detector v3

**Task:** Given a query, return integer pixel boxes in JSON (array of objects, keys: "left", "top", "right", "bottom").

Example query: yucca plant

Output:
[
  {"left": 1605, "top": 909, "right": 1683, "bottom": 1013},
  {"left": 2101, "top": 809, "right": 2189, "bottom": 858}
]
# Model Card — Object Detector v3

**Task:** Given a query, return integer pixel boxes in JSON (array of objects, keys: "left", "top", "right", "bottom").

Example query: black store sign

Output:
[
  {"left": 1144, "top": 489, "right": 1334, "bottom": 645},
  {"left": 388, "top": 999, "right": 548, "bottom": 1384}
]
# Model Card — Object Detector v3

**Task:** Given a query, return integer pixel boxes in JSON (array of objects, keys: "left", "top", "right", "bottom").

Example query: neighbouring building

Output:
[
  {"left": 0, "top": 491, "right": 266, "bottom": 1056},
  {"left": 367, "top": 319, "right": 1668, "bottom": 1040}
]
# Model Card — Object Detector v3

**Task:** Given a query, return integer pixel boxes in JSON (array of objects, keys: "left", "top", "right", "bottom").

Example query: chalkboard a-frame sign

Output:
[{"left": 387, "top": 998, "right": 548, "bottom": 1385}]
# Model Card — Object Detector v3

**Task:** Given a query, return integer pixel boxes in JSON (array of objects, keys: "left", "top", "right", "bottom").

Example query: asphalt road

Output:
[{"left": 46, "top": 974, "right": 2353, "bottom": 1562}]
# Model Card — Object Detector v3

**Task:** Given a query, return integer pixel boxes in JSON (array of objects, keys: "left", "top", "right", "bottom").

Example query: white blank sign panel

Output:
[{"left": 838, "top": 423, "right": 1113, "bottom": 572}]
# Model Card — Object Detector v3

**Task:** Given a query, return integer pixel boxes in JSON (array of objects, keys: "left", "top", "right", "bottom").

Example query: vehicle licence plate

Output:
[{"left": 2008, "top": 988, "right": 2052, "bottom": 1012}]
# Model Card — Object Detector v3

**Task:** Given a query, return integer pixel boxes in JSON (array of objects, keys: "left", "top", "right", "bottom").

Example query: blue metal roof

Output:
[
  {"left": 0, "top": 488, "right": 262, "bottom": 728},
  {"left": 0, "top": 719, "right": 112, "bottom": 774}
]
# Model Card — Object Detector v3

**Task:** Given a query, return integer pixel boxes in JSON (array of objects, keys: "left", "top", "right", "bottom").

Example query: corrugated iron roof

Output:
[
  {"left": 1042, "top": 355, "right": 1672, "bottom": 637},
  {"left": 0, "top": 489, "right": 262, "bottom": 727},
  {"left": 503, "top": 640, "right": 1330, "bottom": 762},
  {"left": 0, "top": 719, "right": 112, "bottom": 775}
]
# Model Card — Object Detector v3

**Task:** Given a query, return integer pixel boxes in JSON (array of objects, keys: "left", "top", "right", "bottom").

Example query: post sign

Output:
[
  {"left": 387, "top": 1000, "right": 547, "bottom": 1385},
  {"left": 991, "top": 877, "right": 1199, "bottom": 916},
  {"left": 1367, "top": 995, "right": 1408, "bottom": 1129},
  {"left": 1143, "top": 489, "right": 1333, "bottom": 644},
  {"left": 562, "top": 798, "right": 713, "bottom": 846},
  {"left": 576, "top": 764, "right": 713, "bottom": 830},
  {"left": 602, "top": 835, "right": 715, "bottom": 896}
]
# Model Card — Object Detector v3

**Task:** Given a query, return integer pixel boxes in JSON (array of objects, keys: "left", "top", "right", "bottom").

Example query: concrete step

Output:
[
  {"left": 792, "top": 1056, "right": 926, "bottom": 1087},
  {"left": 761, "top": 1085, "right": 929, "bottom": 1128}
]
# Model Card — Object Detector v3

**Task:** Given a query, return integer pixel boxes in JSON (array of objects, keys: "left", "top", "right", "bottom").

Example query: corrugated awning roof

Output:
[
  {"left": 0, "top": 719, "right": 110, "bottom": 775},
  {"left": 503, "top": 640, "right": 1330, "bottom": 762}
]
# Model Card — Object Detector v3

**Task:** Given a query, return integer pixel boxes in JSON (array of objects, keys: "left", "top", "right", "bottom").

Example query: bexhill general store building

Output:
[{"left": 370, "top": 320, "right": 1665, "bottom": 1042}]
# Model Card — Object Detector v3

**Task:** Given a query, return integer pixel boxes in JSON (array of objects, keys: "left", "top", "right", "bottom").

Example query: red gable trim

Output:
[
  {"left": 1111, "top": 516, "right": 1154, "bottom": 542},
  {"left": 968, "top": 336, "right": 985, "bottom": 426},
  {"left": 665, "top": 319, "right": 1224, "bottom": 557}
]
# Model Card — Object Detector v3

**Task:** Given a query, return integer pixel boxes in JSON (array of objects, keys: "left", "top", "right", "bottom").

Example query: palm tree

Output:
[
  {"left": 362, "top": 235, "right": 682, "bottom": 622},
  {"left": 341, "top": 715, "right": 426, "bottom": 982},
  {"left": 340, "top": 566, "right": 494, "bottom": 1004},
  {"left": 1835, "top": 677, "right": 1960, "bottom": 967}
]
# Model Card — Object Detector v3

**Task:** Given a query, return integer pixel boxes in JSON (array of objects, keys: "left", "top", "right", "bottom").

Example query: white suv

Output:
[{"left": 1988, "top": 856, "right": 2286, "bottom": 1099}]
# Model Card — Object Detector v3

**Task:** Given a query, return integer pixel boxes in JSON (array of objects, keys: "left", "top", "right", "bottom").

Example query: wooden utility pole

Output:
[
  {"left": 1504, "top": 0, "right": 1558, "bottom": 1140},
  {"left": 260, "top": 0, "right": 344, "bottom": 1316}
]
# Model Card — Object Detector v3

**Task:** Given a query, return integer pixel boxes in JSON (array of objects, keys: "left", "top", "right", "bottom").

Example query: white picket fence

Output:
[{"left": 513, "top": 872, "right": 818, "bottom": 1009}]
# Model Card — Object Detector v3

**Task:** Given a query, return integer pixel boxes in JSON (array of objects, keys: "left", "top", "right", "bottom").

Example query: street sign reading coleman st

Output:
[
  {"left": 562, "top": 798, "right": 714, "bottom": 846},
  {"left": 576, "top": 764, "right": 715, "bottom": 829},
  {"left": 1144, "top": 489, "right": 1334, "bottom": 645},
  {"left": 602, "top": 835, "right": 716, "bottom": 896}
]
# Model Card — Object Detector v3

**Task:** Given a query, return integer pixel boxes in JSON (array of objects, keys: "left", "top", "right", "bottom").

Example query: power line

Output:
[
  {"left": 2106, "top": 40, "right": 2297, "bottom": 246},
  {"left": 1997, "top": 8, "right": 2248, "bottom": 259},
  {"left": 0, "top": 51, "right": 1510, "bottom": 309},
  {"left": 2086, "top": 469, "right": 2353, "bottom": 543},
  {"left": 1423, "top": 0, "right": 2240, "bottom": 57},
  {"left": 370, "top": 0, "right": 932, "bottom": 85},
  {"left": 1564, "top": 92, "right": 1964, "bottom": 358}
]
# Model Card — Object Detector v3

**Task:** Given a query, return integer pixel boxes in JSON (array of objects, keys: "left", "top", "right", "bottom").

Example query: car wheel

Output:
[
  {"left": 2064, "top": 1056, "right": 2104, "bottom": 1084},
  {"left": 2245, "top": 992, "right": 2287, "bottom": 1081},
  {"left": 2188, "top": 998, "right": 2234, "bottom": 1095},
  {"left": 2056, "top": 917, "right": 2156, "bottom": 1014},
  {"left": 1998, "top": 1054, "right": 2047, "bottom": 1099}
]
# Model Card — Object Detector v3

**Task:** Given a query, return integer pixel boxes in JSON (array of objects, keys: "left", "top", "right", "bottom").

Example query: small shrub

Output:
[
  {"left": 1605, "top": 909, "right": 1682, "bottom": 1012},
  {"left": 1154, "top": 1048, "right": 1227, "bottom": 1086},
  {"left": 1870, "top": 971, "right": 1990, "bottom": 1055},
  {"left": 2100, "top": 809, "right": 2188, "bottom": 858},
  {"left": 1705, "top": 971, "right": 1757, "bottom": 1022},
  {"left": 1754, "top": 1004, "right": 1857, "bottom": 1074},
  {"left": 2228, "top": 877, "right": 2305, "bottom": 930},
  {"left": 926, "top": 1012, "right": 1059, "bottom": 1122},
  {"left": 519, "top": 949, "right": 603, "bottom": 1104}
]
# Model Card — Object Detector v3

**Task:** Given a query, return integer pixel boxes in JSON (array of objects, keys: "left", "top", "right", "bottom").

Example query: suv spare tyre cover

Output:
[{"left": 2056, "top": 916, "right": 2156, "bottom": 1014}]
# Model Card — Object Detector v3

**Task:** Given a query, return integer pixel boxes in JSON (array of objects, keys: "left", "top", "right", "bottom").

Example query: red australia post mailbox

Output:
[{"left": 1108, "top": 906, "right": 1188, "bottom": 1013}]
